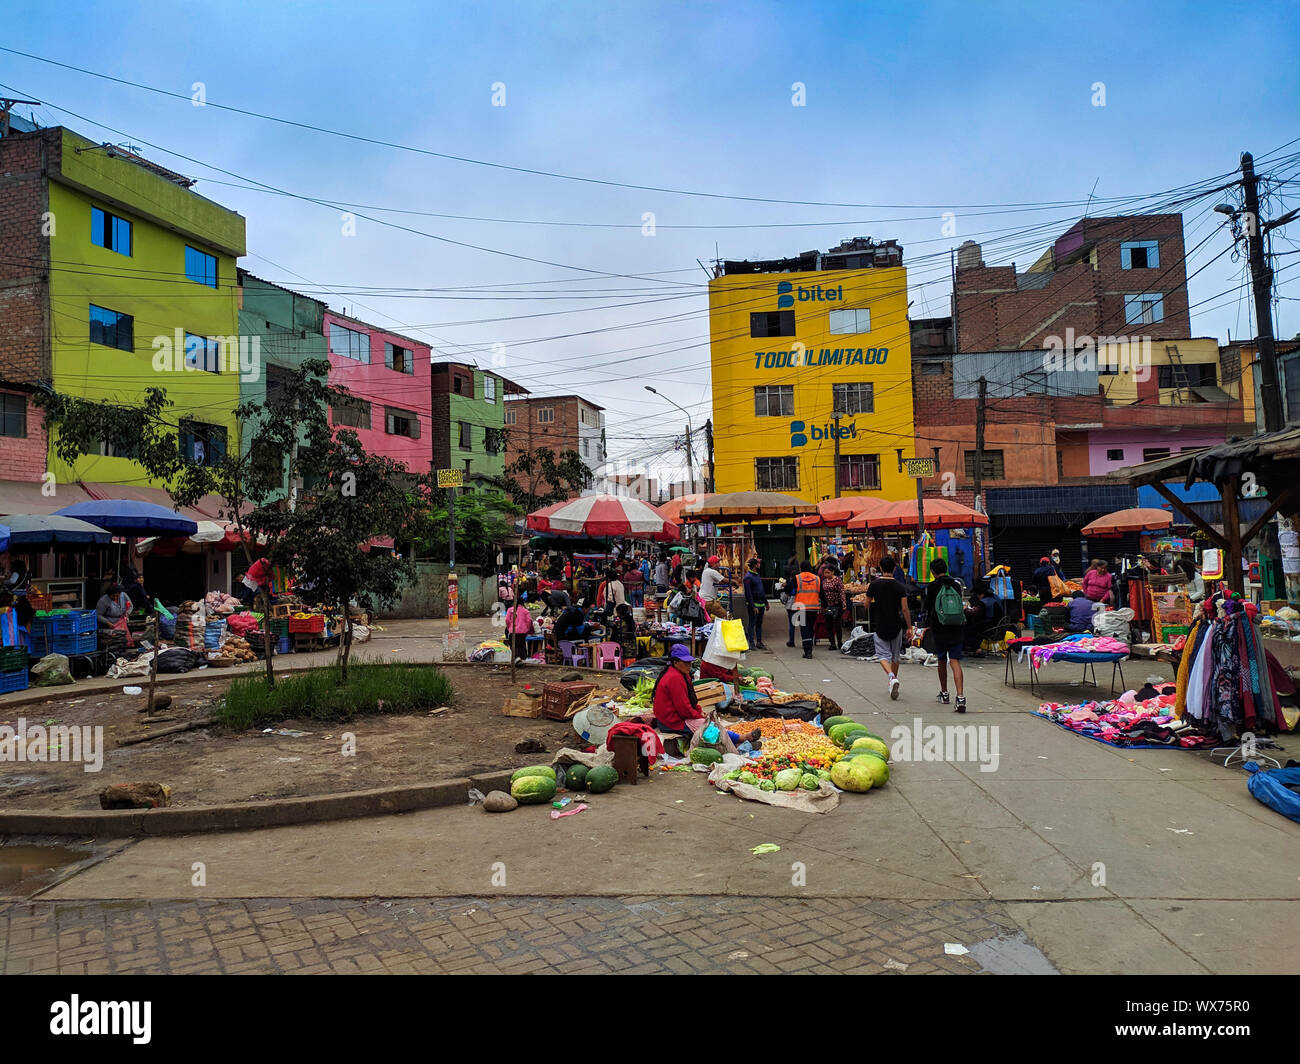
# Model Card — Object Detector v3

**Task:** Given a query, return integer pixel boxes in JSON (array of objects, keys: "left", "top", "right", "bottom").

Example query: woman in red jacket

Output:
[
  {"left": 651, "top": 645, "right": 756, "bottom": 746},
  {"left": 1081, "top": 559, "right": 1114, "bottom": 605}
]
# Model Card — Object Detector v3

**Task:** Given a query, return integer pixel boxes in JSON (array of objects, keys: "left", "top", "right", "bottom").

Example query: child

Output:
[{"left": 504, "top": 597, "right": 533, "bottom": 662}]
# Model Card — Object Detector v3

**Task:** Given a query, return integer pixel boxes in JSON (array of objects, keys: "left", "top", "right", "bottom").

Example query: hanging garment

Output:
[
  {"left": 1210, "top": 618, "right": 1244, "bottom": 728},
  {"left": 1184, "top": 621, "right": 1215, "bottom": 721},
  {"left": 1173, "top": 615, "right": 1205, "bottom": 719}
]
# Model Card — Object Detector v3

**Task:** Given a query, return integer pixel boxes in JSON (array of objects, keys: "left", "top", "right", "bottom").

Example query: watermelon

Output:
[
  {"left": 586, "top": 765, "right": 618, "bottom": 793},
  {"left": 565, "top": 764, "right": 589, "bottom": 790},
  {"left": 830, "top": 758, "right": 874, "bottom": 793},
  {"left": 850, "top": 735, "right": 890, "bottom": 759},
  {"left": 510, "top": 765, "right": 556, "bottom": 784},
  {"left": 510, "top": 775, "right": 557, "bottom": 804},
  {"left": 830, "top": 723, "right": 870, "bottom": 749},
  {"left": 826, "top": 722, "right": 860, "bottom": 745},
  {"left": 689, "top": 748, "right": 724, "bottom": 766},
  {"left": 822, "top": 715, "right": 855, "bottom": 734}
]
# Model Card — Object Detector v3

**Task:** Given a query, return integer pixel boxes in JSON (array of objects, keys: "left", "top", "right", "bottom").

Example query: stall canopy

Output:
[
  {"left": 846, "top": 498, "right": 988, "bottom": 532},
  {"left": 0, "top": 480, "right": 93, "bottom": 517},
  {"left": 136, "top": 520, "right": 253, "bottom": 556},
  {"left": 0, "top": 523, "right": 8, "bottom": 553},
  {"left": 1, "top": 514, "right": 113, "bottom": 547},
  {"left": 1080, "top": 507, "right": 1173, "bottom": 537},
  {"left": 685, "top": 491, "right": 816, "bottom": 521},
  {"left": 526, "top": 494, "right": 680, "bottom": 540},
  {"left": 1109, "top": 427, "right": 1300, "bottom": 594},
  {"left": 795, "top": 496, "right": 893, "bottom": 528},
  {"left": 54, "top": 499, "right": 199, "bottom": 537}
]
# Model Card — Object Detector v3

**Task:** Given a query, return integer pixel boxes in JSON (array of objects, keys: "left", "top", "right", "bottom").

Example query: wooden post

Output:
[
  {"left": 1224, "top": 477, "right": 1243, "bottom": 596},
  {"left": 145, "top": 615, "right": 160, "bottom": 715}
]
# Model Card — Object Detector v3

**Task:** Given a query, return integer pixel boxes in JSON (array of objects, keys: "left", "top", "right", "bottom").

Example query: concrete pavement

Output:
[{"left": 2, "top": 617, "right": 1298, "bottom": 974}]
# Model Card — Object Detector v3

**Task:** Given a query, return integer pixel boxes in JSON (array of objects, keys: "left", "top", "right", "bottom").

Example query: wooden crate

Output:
[
  {"left": 502, "top": 696, "right": 543, "bottom": 718},
  {"left": 541, "top": 681, "right": 596, "bottom": 721}
]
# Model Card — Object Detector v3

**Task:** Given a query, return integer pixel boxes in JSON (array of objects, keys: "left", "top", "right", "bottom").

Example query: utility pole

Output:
[
  {"left": 704, "top": 418, "right": 715, "bottom": 493},
  {"left": 684, "top": 427, "right": 696, "bottom": 494},
  {"left": 1240, "top": 152, "right": 1298, "bottom": 432},
  {"left": 831, "top": 413, "right": 842, "bottom": 498}
]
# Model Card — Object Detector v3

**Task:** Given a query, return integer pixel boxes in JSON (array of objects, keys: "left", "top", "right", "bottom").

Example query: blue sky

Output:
[{"left": 7, "top": 0, "right": 1300, "bottom": 481}]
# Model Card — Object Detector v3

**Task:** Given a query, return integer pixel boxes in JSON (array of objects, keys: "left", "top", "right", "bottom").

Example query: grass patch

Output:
[{"left": 217, "top": 663, "right": 454, "bottom": 730}]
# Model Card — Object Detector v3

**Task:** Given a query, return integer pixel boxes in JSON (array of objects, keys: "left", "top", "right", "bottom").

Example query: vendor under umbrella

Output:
[{"left": 651, "top": 645, "right": 757, "bottom": 747}]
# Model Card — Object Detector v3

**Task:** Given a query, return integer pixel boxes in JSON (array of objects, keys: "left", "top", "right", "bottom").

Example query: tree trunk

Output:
[
  {"left": 341, "top": 601, "right": 353, "bottom": 685},
  {"left": 145, "top": 615, "right": 161, "bottom": 714},
  {"left": 259, "top": 589, "right": 275, "bottom": 689}
]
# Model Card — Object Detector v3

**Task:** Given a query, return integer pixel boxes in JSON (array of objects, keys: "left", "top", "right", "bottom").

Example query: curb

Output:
[{"left": 0, "top": 769, "right": 516, "bottom": 838}]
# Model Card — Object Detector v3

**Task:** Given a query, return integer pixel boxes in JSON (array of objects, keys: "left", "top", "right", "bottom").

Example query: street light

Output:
[{"left": 645, "top": 386, "right": 697, "bottom": 492}]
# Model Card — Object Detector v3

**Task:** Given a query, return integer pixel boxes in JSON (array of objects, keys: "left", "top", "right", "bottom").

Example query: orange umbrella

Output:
[
  {"left": 1081, "top": 507, "right": 1172, "bottom": 537},
  {"left": 658, "top": 493, "right": 713, "bottom": 523},
  {"left": 796, "top": 495, "right": 894, "bottom": 528},
  {"left": 847, "top": 498, "right": 988, "bottom": 531}
]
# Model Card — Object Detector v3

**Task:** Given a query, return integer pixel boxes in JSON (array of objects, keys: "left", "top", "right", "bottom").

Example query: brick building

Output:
[
  {"left": 953, "top": 214, "right": 1191, "bottom": 352},
  {"left": 502, "top": 394, "right": 605, "bottom": 495},
  {"left": 430, "top": 362, "right": 524, "bottom": 487}
]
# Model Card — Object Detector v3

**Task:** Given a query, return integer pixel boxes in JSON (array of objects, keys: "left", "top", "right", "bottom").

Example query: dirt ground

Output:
[{"left": 0, "top": 664, "right": 605, "bottom": 811}]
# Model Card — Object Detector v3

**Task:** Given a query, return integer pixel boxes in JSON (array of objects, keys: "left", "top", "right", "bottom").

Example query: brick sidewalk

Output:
[{"left": 1, "top": 895, "right": 1022, "bottom": 974}]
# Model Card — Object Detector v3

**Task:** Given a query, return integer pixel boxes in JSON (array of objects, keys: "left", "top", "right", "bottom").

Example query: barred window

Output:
[{"left": 755, "top": 456, "right": 799, "bottom": 491}]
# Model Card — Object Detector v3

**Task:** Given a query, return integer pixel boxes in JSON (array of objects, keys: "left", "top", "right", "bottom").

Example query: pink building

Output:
[{"left": 322, "top": 311, "right": 434, "bottom": 475}]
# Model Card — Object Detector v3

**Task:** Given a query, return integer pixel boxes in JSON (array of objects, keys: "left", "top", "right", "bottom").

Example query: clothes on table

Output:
[{"left": 1027, "top": 634, "right": 1128, "bottom": 670}]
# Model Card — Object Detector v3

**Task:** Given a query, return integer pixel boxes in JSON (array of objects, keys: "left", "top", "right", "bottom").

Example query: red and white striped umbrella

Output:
[{"left": 526, "top": 494, "right": 680, "bottom": 541}]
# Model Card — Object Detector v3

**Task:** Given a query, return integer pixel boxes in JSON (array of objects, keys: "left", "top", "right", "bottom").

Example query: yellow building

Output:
[
  {"left": 708, "top": 247, "right": 916, "bottom": 502},
  {"left": 46, "top": 127, "right": 246, "bottom": 486}
]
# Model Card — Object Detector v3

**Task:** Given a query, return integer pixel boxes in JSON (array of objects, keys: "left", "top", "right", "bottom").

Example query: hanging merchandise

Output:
[
  {"left": 1175, "top": 593, "right": 1280, "bottom": 740},
  {"left": 1201, "top": 549, "right": 1224, "bottom": 580}
]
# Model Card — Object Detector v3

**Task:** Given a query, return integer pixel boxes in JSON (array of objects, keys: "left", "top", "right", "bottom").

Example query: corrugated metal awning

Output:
[{"left": 0, "top": 480, "right": 94, "bottom": 517}]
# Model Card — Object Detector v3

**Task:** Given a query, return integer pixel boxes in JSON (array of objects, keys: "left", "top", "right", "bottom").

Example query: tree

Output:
[
  {"left": 496, "top": 444, "right": 591, "bottom": 513},
  {"left": 34, "top": 359, "right": 345, "bottom": 688},
  {"left": 250, "top": 431, "right": 421, "bottom": 682},
  {"left": 412, "top": 486, "right": 519, "bottom": 568}
]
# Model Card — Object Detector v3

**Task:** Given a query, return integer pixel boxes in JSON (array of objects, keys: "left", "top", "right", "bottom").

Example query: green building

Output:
[{"left": 430, "top": 362, "right": 521, "bottom": 486}]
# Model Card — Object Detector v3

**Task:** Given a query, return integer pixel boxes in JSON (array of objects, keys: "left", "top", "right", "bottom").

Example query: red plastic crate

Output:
[{"left": 288, "top": 616, "right": 325, "bottom": 634}]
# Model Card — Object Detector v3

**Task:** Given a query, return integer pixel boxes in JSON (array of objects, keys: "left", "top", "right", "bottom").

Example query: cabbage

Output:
[
  {"left": 723, "top": 770, "right": 742, "bottom": 781},
  {"left": 758, "top": 779, "right": 776, "bottom": 792},
  {"left": 774, "top": 768, "right": 803, "bottom": 791},
  {"left": 737, "top": 771, "right": 759, "bottom": 786},
  {"left": 799, "top": 772, "right": 820, "bottom": 791}
]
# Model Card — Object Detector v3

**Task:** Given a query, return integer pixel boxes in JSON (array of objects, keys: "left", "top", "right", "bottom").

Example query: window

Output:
[
  {"left": 504, "top": 407, "right": 516, "bottom": 426},
  {"left": 753, "top": 385, "right": 794, "bottom": 417},
  {"left": 1106, "top": 448, "right": 1124, "bottom": 461},
  {"left": 537, "top": 407, "right": 554, "bottom": 424},
  {"left": 386, "top": 342, "right": 414, "bottom": 374},
  {"left": 580, "top": 406, "right": 600, "bottom": 427},
  {"left": 1120, "top": 241, "right": 1159, "bottom": 270},
  {"left": 464, "top": 459, "right": 473, "bottom": 477},
  {"left": 484, "top": 376, "right": 496, "bottom": 403},
  {"left": 963, "top": 450, "right": 1005, "bottom": 480},
  {"left": 1124, "top": 293, "right": 1164, "bottom": 326},
  {"left": 829, "top": 308, "right": 871, "bottom": 333},
  {"left": 838, "top": 454, "right": 880, "bottom": 490},
  {"left": 89, "top": 304, "right": 133, "bottom": 351},
  {"left": 331, "top": 397, "right": 371, "bottom": 429},
  {"left": 98, "top": 438, "right": 138, "bottom": 460},
  {"left": 1157, "top": 363, "right": 1217, "bottom": 389},
  {"left": 184, "top": 332, "right": 222, "bottom": 374},
  {"left": 386, "top": 407, "right": 419, "bottom": 438},
  {"left": 755, "top": 456, "right": 799, "bottom": 491},
  {"left": 178, "top": 420, "right": 226, "bottom": 467},
  {"left": 265, "top": 366, "right": 293, "bottom": 408},
  {"left": 91, "top": 207, "right": 131, "bottom": 256},
  {"left": 185, "top": 245, "right": 218, "bottom": 287},
  {"left": 0, "top": 393, "right": 26, "bottom": 438},
  {"left": 485, "top": 426, "right": 505, "bottom": 454},
  {"left": 1142, "top": 447, "right": 1171, "bottom": 462},
  {"left": 750, "top": 310, "right": 796, "bottom": 338},
  {"left": 329, "top": 322, "right": 369, "bottom": 361},
  {"left": 832, "top": 382, "right": 874, "bottom": 415},
  {"left": 458, "top": 421, "right": 471, "bottom": 449},
  {"left": 921, "top": 361, "right": 944, "bottom": 376},
  {"left": 1099, "top": 361, "right": 1120, "bottom": 375}
]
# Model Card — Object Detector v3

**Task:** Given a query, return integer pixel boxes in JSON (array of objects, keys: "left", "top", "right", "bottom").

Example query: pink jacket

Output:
[
  {"left": 505, "top": 605, "right": 533, "bottom": 634},
  {"left": 1081, "top": 569, "right": 1111, "bottom": 602}
]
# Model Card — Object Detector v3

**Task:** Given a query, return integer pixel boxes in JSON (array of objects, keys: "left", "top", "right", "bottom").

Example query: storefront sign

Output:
[
  {"left": 437, "top": 469, "right": 463, "bottom": 488},
  {"left": 752, "top": 347, "right": 889, "bottom": 371},
  {"left": 904, "top": 458, "right": 936, "bottom": 478}
]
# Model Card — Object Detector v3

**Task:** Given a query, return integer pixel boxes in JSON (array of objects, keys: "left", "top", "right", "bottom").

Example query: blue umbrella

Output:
[
  {"left": 54, "top": 499, "right": 198, "bottom": 537},
  {"left": 0, "top": 523, "right": 8, "bottom": 553},
  {"left": 1, "top": 514, "right": 113, "bottom": 546}
]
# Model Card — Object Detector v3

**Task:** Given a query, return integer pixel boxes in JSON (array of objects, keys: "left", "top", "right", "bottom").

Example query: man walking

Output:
[
  {"left": 867, "top": 556, "right": 912, "bottom": 699},
  {"left": 923, "top": 557, "right": 967, "bottom": 713},
  {"left": 742, "top": 557, "right": 768, "bottom": 650}
]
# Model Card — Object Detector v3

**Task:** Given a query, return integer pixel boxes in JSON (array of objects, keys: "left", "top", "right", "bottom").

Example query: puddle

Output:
[
  {"left": 0, "top": 844, "right": 91, "bottom": 895},
  {"left": 966, "top": 931, "right": 1058, "bottom": 975}
]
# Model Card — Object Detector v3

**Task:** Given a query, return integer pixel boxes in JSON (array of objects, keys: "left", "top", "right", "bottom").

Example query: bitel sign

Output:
[{"left": 777, "top": 281, "right": 843, "bottom": 307}]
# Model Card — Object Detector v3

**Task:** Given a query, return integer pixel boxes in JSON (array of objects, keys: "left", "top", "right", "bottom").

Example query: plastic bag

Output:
[
  {"left": 720, "top": 617, "right": 749, "bottom": 653},
  {"left": 31, "top": 653, "right": 74, "bottom": 686}
]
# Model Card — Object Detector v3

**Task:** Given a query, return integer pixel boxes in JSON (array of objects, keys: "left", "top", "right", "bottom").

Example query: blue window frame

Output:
[
  {"left": 1120, "top": 241, "right": 1159, "bottom": 270},
  {"left": 185, "top": 245, "right": 218, "bottom": 287},
  {"left": 89, "top": 304, "right": 134, "bottom": 351},
  {"left": 179, "top": 420, "right": 227, "bottom": 467},
  {"left": 184, "top": 331, "right": 222, "bottom": 374},
  {"left": 91, "top": 207, "right": 132, "bottom": 256}
]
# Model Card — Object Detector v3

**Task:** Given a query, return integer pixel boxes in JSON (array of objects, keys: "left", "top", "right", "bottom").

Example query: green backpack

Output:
[{"left": 934, "top": 580, "right": 966, "bottom": 627}]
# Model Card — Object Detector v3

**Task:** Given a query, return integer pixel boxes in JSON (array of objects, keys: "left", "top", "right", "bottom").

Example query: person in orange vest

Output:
[{"left": 792, "top": 560, "right": 822, "bottom": 659}]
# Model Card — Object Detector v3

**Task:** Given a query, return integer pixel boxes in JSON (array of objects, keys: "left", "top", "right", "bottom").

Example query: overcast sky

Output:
[{"left": 8, "top": 0, "right": 1300, "bottom": 485}]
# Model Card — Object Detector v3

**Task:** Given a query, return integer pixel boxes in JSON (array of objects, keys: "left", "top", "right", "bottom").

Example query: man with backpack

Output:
[{"left": 924, "top": 557, "right": 967, "bottom": 713}]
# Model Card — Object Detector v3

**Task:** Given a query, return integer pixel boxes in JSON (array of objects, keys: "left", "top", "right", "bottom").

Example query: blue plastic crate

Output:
[
  {"left": 51, "top": 631, "right": 97, "bottom": 655},
  {"left": 49, "top": 610, "right": 97, "bottom": 636},
  {"left": 276, "top": 636, "right": 292, "bottom": 655},
  {"left": 0, "top": 669, "right": 29, "bottom": 694}
]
